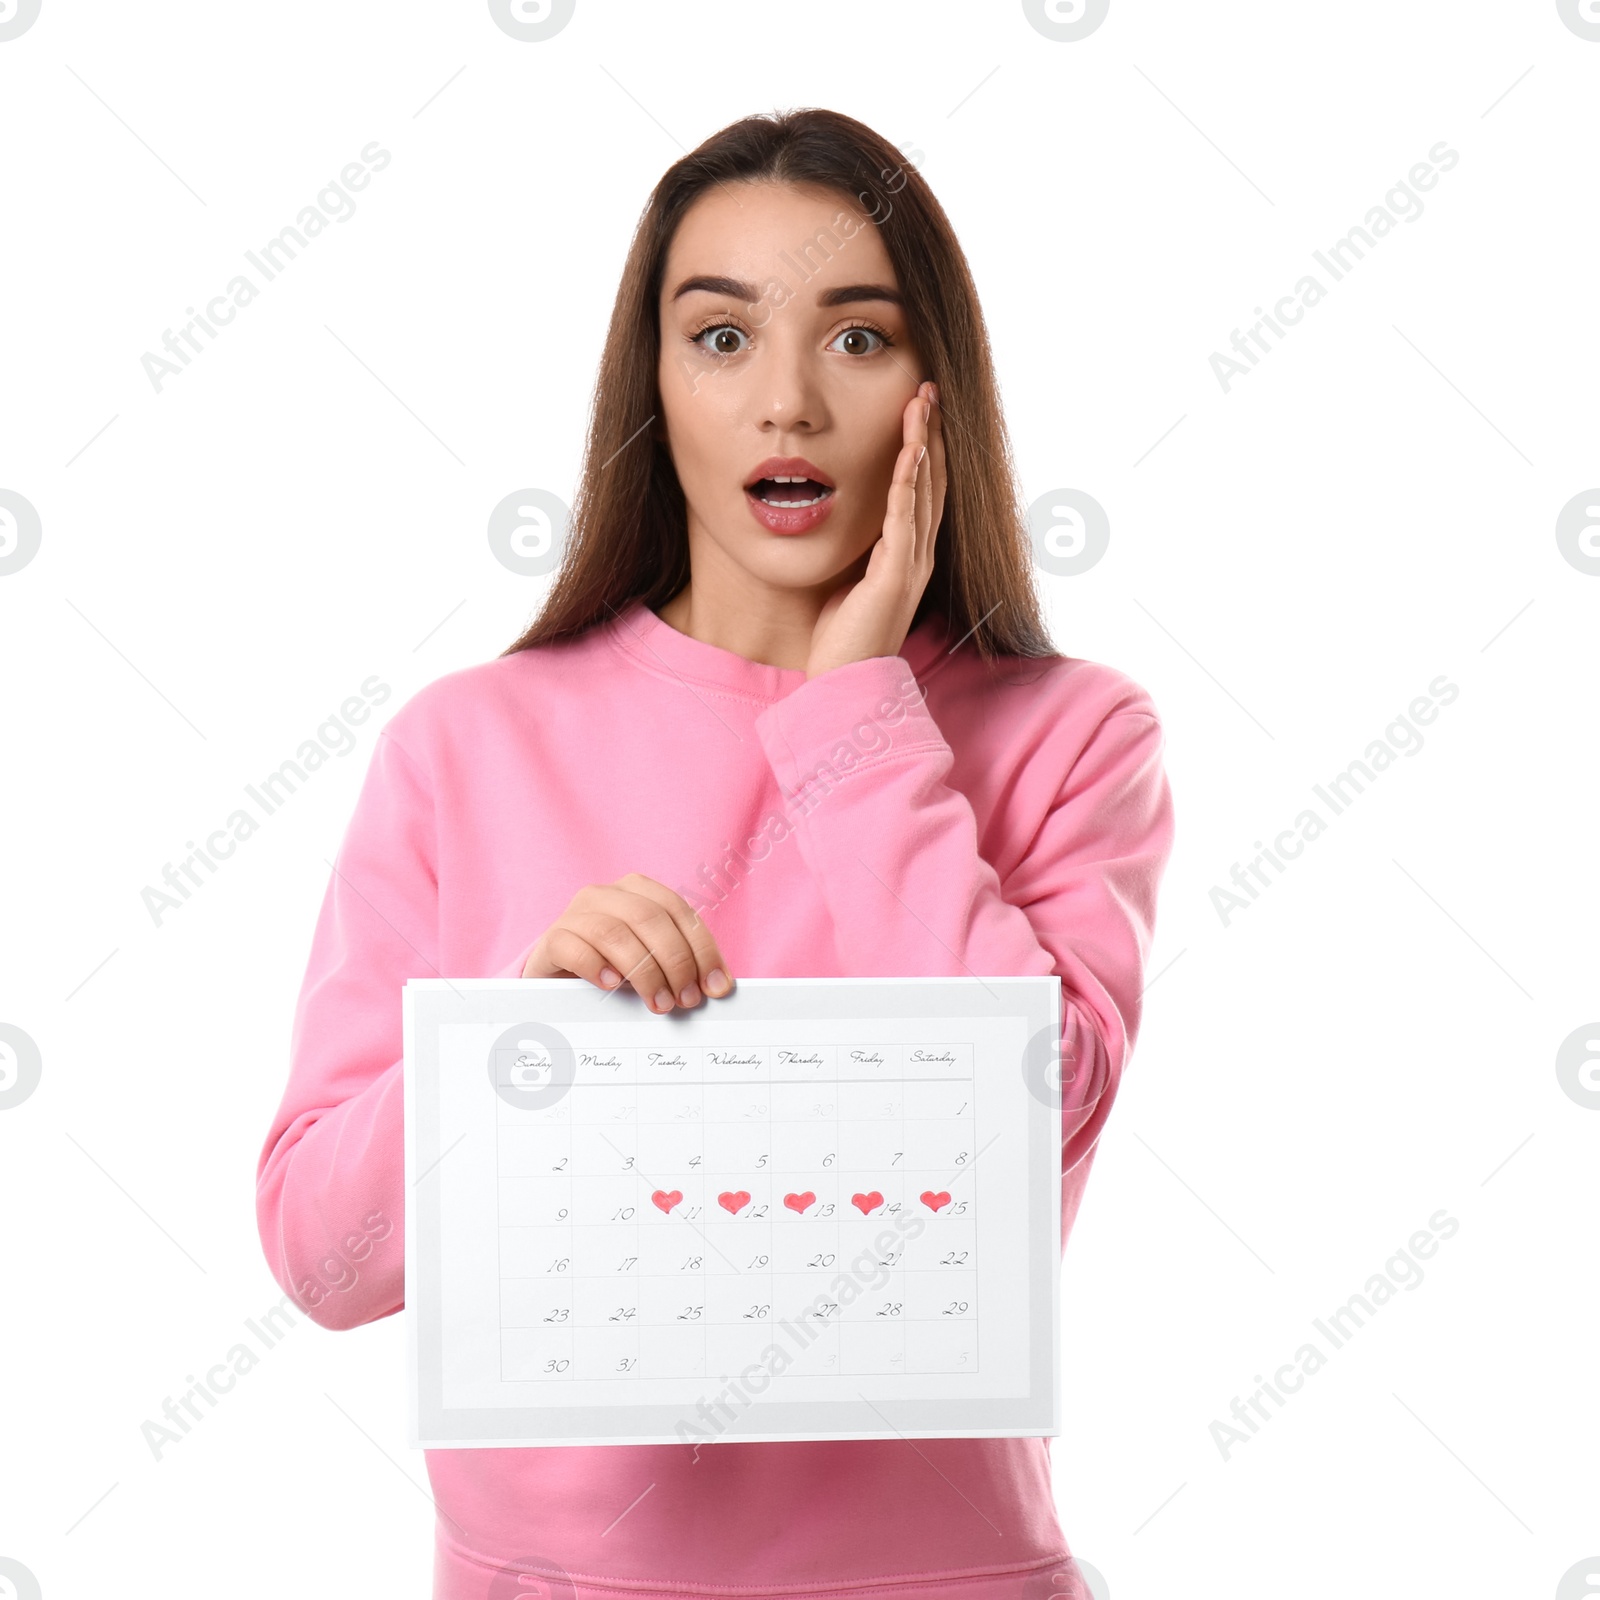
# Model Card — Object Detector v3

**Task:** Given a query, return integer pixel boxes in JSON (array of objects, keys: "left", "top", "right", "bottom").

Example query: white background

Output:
[{"left": 1, "top": 2, "right": 1596, "bottom": 1597}]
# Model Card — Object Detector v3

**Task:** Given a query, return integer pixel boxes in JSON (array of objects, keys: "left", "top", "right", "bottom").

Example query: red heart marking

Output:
[
  {"left": 920, "top": 1190, "right": 952, "bottom": 1212},
  {"left": 652, "top": 1189, "right": 683, "bottom": 1214},
  {"left": 718, "top": 1189, "right": 751, "bottom": 1215},
  {"left": 851, "top": 1190, "right": 885, "bottom": 1215},
  {"left": 784, "top": 1190, "right": 817, "bottom": 1214}
]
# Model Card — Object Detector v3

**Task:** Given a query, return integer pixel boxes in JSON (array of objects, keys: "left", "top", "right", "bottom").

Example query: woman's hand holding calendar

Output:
[{"left": 518, "top": 872, "right": 733, "bottom": 1014}]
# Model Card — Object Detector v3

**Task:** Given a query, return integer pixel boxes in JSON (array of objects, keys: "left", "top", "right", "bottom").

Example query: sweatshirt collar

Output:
[{"left": 606, "top": 597, "right": 952, "bottom": 704}]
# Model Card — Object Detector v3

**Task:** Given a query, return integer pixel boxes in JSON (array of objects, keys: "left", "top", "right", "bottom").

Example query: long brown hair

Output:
[{"left": 501, "top": 106, "right": 1055, "bottom": 665}]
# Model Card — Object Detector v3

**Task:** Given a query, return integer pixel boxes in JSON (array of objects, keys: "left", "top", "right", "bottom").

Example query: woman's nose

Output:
[{"left": 754, "top": 350, "right": 823, "bottom": 432}]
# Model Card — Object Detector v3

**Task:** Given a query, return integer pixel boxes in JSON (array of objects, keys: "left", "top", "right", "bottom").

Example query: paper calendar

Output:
[{"left": 403, "top": 975, "right": 1061, "bottom": 1449}]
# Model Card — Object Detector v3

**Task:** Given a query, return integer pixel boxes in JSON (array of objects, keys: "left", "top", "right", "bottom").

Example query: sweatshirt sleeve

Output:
[
  {"left": 254, "top": 728, "right": 537, "bottom": 1331},
  {"left": 753, "top": 654, "right": 1174, "bottom": 1176}
]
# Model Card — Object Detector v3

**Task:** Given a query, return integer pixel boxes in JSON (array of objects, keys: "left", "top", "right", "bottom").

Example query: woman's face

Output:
[{"left": 655, "top": 180, "right": 928, "bottom": 597}]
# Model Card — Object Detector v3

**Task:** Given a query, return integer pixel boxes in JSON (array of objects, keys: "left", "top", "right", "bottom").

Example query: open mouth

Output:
[{"left": 746, "top": 476, "right": 835, "bottom": 509}]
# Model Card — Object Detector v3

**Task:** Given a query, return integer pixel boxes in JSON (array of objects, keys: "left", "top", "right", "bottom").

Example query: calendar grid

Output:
[{"left": 492, "top": 1043, "right": 980, "bottom": 1385}]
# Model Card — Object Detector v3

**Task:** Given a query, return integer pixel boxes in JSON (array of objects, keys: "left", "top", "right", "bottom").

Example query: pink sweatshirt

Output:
[{"left": 255, "top": 599, "right": 1175, "bottom": 1600}]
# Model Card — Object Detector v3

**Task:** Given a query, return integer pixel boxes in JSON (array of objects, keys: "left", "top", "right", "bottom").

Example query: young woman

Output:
[{"left": 257, "top": 108, "right": 1175, "bottom": 1600}]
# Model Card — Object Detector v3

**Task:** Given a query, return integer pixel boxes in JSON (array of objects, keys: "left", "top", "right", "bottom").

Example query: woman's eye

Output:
[
  {"left": 828, "top": 326, "right": 888, "bottom": 356},
  {"left": 694, "top": 324, "right": 749, "bottom": 357}
]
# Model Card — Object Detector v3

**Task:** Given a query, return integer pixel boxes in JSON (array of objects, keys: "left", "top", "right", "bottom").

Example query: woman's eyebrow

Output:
[
  {"left": 669, "top": 274, "right": 758, "bottom": 303},
  {"left": 817, "top": 282, "right": 904, "bottom": 308},
  {"left": 669, "top": 274, "right": 904, "bottom": 309}
]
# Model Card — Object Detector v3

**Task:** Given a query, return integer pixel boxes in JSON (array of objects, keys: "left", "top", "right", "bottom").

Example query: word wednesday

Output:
[
  {"left": 141, "top": 140, "right": 391, "bottom": 394},
  {"left": 1209, "top": 140, "right": 1460, "bottom": 393}
]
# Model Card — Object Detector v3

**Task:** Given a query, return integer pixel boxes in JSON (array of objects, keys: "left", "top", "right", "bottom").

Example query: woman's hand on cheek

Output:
[{"left": 804, "top": 380, "right": 945, "bottom": 681}]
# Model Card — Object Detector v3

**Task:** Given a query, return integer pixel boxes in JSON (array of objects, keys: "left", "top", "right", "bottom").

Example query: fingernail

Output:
[
  {"left": 679, "top": 983, "right": 702, "bottom": 1008},
  {"left": 929, "top": 382, "right": 939, "bottom": 403},
  {"left": 705, "top": 968, "right": 729, "bottom": 996},
  {"left": 922, "top": 400, "right": 931, "bottom": 423},
  {"left": 654, "top": 989, "right": 674, "bottom": 1012},
  {"left": 599, "top": 966, "right": 621, "bottom": 987}
]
